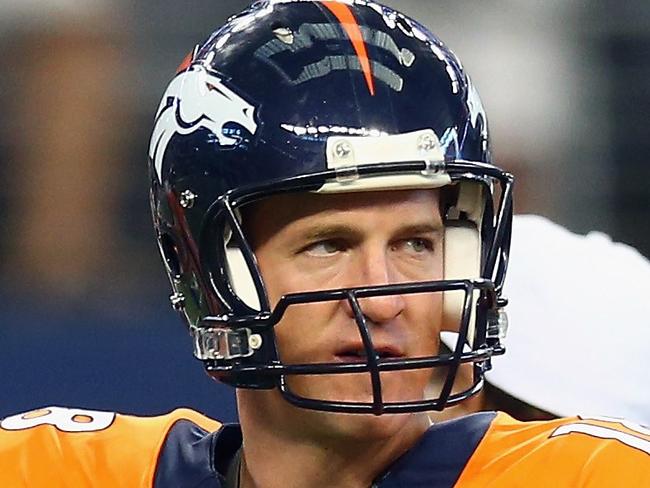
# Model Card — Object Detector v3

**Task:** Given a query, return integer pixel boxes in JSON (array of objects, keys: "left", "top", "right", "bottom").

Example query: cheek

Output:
[
  {"left": 257, "top": 253, "right": 329, "bottom": 306},
  {"left": 404, "top": 293, "right": 443, "bottom": 351},
  {"left": 273, "top": 301, "right": 341, "bottom": 363},
  {"left": 256, "top": 253, "right": 343, "bottom": 363}
]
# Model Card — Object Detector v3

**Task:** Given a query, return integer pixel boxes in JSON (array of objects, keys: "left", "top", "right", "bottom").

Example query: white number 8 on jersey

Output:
[{"left": 1, "top": 407, "right": 115, "bottom": 433}]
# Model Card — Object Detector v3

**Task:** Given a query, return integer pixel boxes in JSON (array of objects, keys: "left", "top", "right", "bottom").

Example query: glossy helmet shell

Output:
[{"left": 149, "top": 0, "right": 513, "bottom": 414}]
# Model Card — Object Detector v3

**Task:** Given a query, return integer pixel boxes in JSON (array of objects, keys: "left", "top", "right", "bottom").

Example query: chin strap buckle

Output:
[
  {"left": 487, "top": 308, "right": 509, "bottom": 341},
  {"left": 485, "top": 307, "right": 508, "bottom": 365},
  {"left": 191, "top": 325, "right": 262, "bottom": 361}
]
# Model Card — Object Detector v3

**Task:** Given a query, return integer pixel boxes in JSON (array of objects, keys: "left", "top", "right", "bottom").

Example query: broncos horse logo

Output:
[{"left": 149, "top": 64, "right": 258, "bottom": 182}]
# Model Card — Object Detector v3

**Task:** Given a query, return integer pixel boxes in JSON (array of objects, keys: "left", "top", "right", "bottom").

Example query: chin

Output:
[
  {"left": 285, "top": 369, "right": 431, "bottom": 406},
  {"left": 311, "top": 407, "right": 418, "bottom": 444},
  {"left": 280, "top": 374, "right": 429, "bottom": 440}
]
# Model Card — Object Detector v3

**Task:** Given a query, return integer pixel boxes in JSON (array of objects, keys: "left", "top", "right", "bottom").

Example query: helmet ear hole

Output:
[
  {"left": 158, "top": 232, "right": 183, "bottom": 280},
  {"left": 442, "top": 224, "right": 481, "bottom": 344},
  {"left": 221, "top": 211, "right": 264, "bottom": 312},
  {"left": 225, "top": 245, "right": 262, "bottom": 311}
]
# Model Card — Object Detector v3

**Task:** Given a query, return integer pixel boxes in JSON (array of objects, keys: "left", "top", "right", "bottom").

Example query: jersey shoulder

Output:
[
  {"left": 456, "top": 412, "right": 650, "bottom": 487},
  {"left": 0, "top": 406, "right": 221, "bottom": 488}
]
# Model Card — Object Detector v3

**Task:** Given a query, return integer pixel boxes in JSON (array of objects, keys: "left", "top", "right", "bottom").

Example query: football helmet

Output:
[{"left": 149, "top": 0, "right": 513, "bottom": 414}]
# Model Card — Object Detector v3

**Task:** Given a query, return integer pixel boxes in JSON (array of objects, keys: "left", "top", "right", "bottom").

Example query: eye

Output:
[
  {"left": 303, "top": 239, "right": 344, "bottom": 257},
  {"left": 407, "top": 238, "right": 432, "bottom": 253},
  {"left": 395, "top": 237, "right": 435, "bottom": 255}
]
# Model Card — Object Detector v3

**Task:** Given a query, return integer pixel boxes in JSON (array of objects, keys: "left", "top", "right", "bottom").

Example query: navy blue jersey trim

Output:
[
  {"left": 213, "top": 424, "right": 244, "bottom": 480},
  {"left": 153, "top": 419, "right": 224, "bottom": 488},
  {"left": 375, "top": 411, "right": 497, "bottom": 488},
  {"left": 153, "top": 413, "right": 493, "bottom": 488}
]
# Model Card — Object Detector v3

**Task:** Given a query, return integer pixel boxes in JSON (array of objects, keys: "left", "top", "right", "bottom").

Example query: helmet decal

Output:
[
  {"left": 254, "top": 20, "right": 411, "bottom": 93},
  {"left": 320, "top": 1, "right": 375, "bottom": 95},
  {"left": 466, "top": 75, "right": 486, "bottom": 128},
  {"left": 149, "top": 64, "right": 258, "bottom": 182}
]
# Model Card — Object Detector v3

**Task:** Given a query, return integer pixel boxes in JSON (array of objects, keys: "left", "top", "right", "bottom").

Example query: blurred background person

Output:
[
  {"left": 0, "top": 0, "right": 128, "bottom": 304},
  {"left": 487, "top": 214, "right": 650, "bottom": 426},
  {"left": 1, "top": 0, "right": 648, "bottom": 422}
]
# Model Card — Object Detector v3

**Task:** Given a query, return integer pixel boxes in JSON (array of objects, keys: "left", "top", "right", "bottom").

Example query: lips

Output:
[{"left": 334, "top": 343, "right": 404, "bottom": 363}]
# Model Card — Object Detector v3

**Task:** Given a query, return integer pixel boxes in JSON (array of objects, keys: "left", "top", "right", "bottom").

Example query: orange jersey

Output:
[
  {"left": 454, "top": 413, "right": 650, "bottom": 487},
  {"left": 0, "top": 407, "right": 222, "bottom": 487},
  {"left": 1, "top": 408, "right": 649, "bottom": 487}
]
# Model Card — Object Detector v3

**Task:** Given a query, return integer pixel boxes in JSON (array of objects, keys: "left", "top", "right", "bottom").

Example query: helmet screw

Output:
[
  {"left": 273, "top": 27, "right": 294, "bottom": 45},
  {"left": 169, "top": 292, "right": 186, "bottom": 310},
  {"left": 179, "top": 190, "right": 197, "bottom": 209},
  {"left": 417, "top": 133, "right": 438, "bottom": 153},
  {"left": 400, "top": 48, "right": 415, "bottom": 67},
  {"left": 334, "top": 140, "right": 353, "bottom": 160},
  {"left": 248, "top": 334, "right": 263, "bottom": 350}
]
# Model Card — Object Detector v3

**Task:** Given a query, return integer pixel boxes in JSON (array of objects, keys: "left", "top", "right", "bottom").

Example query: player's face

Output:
[{"left": 245, "top": 189, "right": 444, "bottom": 408}]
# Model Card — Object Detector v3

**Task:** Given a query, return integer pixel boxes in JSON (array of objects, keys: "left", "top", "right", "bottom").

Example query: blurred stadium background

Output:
[{"left": 1, "top": 0, "right": 648, "bottom": 421}]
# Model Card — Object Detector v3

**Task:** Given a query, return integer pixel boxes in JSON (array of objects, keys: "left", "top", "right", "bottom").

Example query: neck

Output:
[{"left": 237, "top": 390, "right": 431, "bottom": 488}]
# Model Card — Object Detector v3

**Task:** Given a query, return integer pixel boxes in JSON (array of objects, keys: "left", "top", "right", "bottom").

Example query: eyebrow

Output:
[
  {"left": 299, "top": 222, "right": 444, "bottom": 243},
  {"left": 394, "top": 223, "right": 444, "bottom": 236}
]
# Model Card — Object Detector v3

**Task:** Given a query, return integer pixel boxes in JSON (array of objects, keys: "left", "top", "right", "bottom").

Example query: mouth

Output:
[{"left": 334, "top": 344, "right": 404, "bottom": 363}]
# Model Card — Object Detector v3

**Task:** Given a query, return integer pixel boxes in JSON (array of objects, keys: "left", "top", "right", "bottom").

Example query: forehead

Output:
[{"left": 243, "top": 188, "right": 442, "bottom": 240}]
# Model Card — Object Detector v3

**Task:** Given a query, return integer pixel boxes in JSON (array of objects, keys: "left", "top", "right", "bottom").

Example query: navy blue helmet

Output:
[{"left": 149, "top": 0, "right": 513, "bottom": 415}]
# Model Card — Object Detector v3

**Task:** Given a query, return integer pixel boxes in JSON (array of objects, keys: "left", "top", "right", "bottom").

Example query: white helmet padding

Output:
[
  {"left": 442, "top": 224, "right": 481, "bottom": 344},
  {"left": 442, "top": 181, "right": 484, "bottom": 348},
  {"left": 226, "top": 245, "right": 261, "bottom": 310}
]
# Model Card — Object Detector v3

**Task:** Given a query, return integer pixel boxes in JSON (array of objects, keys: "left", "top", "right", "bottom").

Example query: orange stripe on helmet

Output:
[
  {"left": 176, "top": 51, "right": 193, "bottom": 74},
  {"left": 321, "top": 1, "right": 376, "bottom": 96}
]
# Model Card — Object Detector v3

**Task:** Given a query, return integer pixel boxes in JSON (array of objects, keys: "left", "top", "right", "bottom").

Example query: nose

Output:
[
  {"left": 356, "top": 293, "right": 405, "bottom": 326},
  {"left": 345, "top": 248, "right": 405, "bottom": 325}
]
